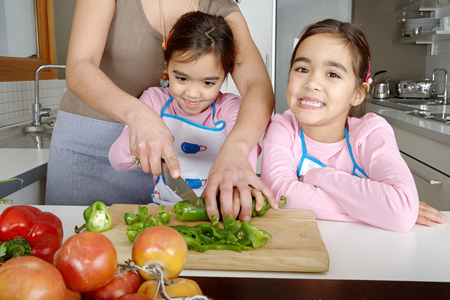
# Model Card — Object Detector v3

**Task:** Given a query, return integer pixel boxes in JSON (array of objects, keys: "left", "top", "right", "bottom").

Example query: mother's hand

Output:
[
  {"left": 203, "top": 146, "right": 277, "bottom": 221},
  {"left": 128, "top": 106, "right": 180, "bottom": 178}
]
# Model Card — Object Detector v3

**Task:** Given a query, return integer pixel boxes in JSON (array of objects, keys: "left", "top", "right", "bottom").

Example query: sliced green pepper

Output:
[
  {"left": 159, "top": 205, "right": 172, "bottom": 224},
  {"left": 124, "top": 212, "right": 139, "bottom": 225},
  {"left": 75, "top": 201, "right": 113, "bottom": 233},
  {"left": 240, "top": 220, "right": 272, "bottom": 249}
]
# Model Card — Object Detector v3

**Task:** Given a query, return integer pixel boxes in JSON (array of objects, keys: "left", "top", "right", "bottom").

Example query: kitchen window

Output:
[{"left": 0, "top": 0, "right": 57, "bottom": 81}]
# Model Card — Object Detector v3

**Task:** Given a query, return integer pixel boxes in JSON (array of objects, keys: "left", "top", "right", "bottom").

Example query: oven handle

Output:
[{"left": 411, "top": 168, "right": 443, "bottom": 185}]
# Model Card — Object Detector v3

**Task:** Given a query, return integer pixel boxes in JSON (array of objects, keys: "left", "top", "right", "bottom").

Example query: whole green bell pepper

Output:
[
  {"left": 174, "top": 195, "right": 288, "bottom": 221},
  {"left": 74, "top": 201, "right": 113, "bottom": 233}
]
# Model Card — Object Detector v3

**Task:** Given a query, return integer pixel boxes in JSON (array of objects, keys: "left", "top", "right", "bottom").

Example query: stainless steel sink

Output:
[
  {"left": 370, "top": 98, "right": 449, "bottom": 125},
  {"left": 0, "top": 117, "right": 54, "bottom": 149},
  {"left": 382, "top": 98, "right": 444, "bottom": 105}
]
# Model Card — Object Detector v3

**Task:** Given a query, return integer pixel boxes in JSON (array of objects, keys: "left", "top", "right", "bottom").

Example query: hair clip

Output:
[
  {"left": 365, "top": 57, "right": 373, "bottom": 84},
  {"left": 162, "top": 29, "right": 174, "bottom": 50}
]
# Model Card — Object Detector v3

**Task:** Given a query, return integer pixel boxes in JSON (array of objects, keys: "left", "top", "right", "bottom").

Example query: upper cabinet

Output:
[{"left": 395, "top": 0, "right": 450, "bottom": 54}]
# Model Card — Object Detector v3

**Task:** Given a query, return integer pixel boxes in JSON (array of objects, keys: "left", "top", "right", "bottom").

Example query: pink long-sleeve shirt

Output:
[
  {"left": 261, "top": 110, "right": 419, "bottom": 232},
  {"left": 109, "top": 87, "right": 260, "bottom": 181}
]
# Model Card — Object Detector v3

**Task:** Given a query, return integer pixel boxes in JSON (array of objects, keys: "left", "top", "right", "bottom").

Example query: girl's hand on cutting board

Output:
[{"left": 416, "top": 201, "right": 448, "bottom": 227}]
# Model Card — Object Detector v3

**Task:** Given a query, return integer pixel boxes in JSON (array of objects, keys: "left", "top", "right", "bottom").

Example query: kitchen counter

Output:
[
  {"left": 367, "top": 101, "right": 450, "bottom": 145},
  {"left": 0, "top": 149, "right": 49, "bottom": 199},
  {"left": 1, "top": 205, "right": 448, "bottom": 299}
]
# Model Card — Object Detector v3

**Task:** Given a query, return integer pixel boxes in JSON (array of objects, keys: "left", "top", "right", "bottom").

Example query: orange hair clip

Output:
[{"left": 162, "top": 29, "right": 174, "bottom": 50}]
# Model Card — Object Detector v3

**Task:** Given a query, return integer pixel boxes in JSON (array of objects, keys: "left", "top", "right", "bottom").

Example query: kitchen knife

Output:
[{"left": 162, "top": 162, "right": 204, "bottom": 208}]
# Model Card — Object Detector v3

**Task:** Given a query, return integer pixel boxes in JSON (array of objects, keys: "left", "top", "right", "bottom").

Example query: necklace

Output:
[{"left": 159, "top": 0, "right": 195, "bottom": 87}]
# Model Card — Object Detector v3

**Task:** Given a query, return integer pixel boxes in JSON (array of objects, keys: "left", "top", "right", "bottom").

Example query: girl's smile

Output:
[{"left": 298, "top": 97, "right": 325, "bottom": 109}]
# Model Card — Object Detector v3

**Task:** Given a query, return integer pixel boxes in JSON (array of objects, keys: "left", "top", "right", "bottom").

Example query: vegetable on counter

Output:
[
  {"left": 0, "top": 205, "right": 63, "bottom": 264},
  {"left": 174, "top": 195, "right": 288, "bottom": 221},
  {"left": 75, "top": 201, "right": 113, "bottom": 233}
]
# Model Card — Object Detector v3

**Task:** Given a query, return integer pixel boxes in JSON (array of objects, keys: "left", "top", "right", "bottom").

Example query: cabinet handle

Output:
[{"left": 411, "top": 169, "right": 443, "bottom": 185}]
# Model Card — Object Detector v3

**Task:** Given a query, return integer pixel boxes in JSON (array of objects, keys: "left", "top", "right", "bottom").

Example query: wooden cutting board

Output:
[{"left": 102, "top": 204, "right": 329, "bottom": 273}]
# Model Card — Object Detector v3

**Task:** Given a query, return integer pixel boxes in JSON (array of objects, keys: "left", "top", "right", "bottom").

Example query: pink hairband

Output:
[{"left": 365, "top": 58, "right": 373, "bottom": 84}]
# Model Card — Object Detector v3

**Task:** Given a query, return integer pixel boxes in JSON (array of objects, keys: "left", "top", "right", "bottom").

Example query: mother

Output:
[{"left": 46, "top": 0, "right": 276, "bottom": 221}]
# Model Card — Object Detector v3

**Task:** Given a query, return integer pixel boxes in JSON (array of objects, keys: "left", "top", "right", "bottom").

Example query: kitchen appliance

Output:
[
  {"left": 372, "top": 70, "right": 391, "bottom": 99},
  {"left": 162, "top": 162, "right": 204, "bottom": 208},
  {"left": 396, "top": 79, "right": 434, "bottom": 98},
  {"left": 103, "top": 204, "right": 330, "bottom": 272}
]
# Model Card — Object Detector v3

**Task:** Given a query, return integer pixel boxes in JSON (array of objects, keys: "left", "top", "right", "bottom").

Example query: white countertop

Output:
[
  {"left": 0, "top": 148, "right": 49, "bottom": 180},
  {"left": 3, "top": 205, "right": 447, "bottom": 283}
]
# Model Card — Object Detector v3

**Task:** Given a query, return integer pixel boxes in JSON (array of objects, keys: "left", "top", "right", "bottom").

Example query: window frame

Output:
[{"left": 0, "top": 0, "right": 57, "bottom": 81}]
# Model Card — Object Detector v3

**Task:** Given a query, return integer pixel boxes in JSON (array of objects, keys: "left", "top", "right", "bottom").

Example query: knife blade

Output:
[{"left": 162, "top": 162, "right": 204, "bottom": 208}]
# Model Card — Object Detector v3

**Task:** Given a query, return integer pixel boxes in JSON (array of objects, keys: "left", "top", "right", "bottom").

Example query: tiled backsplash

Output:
[
  {"left": 0, "top": 80, "right": 67, "bottom": 127},
  {"left": 426, "top": 42, "right": 450, "bottom": 93}
]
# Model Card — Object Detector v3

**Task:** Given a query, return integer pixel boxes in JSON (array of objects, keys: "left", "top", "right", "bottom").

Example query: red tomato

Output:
[
  {"left": 132, "top": 226, "right": 187, "bottom": 280},
  {"left": 116, "top": 294, "right": 154, "bottom": 300},
  {"left": 138, "top": 278, "right": 203, "bottom": 299},
  {"left": 54, "top": 231, "right": 117, "bottom": 293},
  {"left": 65, "top": 287, "right": 82, "bottom": 300},
  {"left": 0, "top": 256, "right": 66, "bottom": 300},
  {"left": 90, "top": 268, "right": 142, "bottom": 300}
]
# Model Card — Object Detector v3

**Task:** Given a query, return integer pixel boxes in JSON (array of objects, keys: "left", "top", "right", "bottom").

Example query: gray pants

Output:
[{"left": 45, "top": 111, "right": 155, "bottom": 205}]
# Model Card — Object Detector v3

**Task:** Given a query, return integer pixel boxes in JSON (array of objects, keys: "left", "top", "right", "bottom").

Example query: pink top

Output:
[
  {"left": 261, "top": 110, "right": 419, "bottom": 232},
  {"left": 109, "top": 87, "right": 260, "bottom": 179}
]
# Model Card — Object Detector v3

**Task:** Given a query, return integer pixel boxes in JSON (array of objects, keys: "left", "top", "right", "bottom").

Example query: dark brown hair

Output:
[
  {"left": 290, "top": 19, "right": 371, "bottom": 116},
  {"left": 164, "top": 11, "right": 235, "bottom": 75}
]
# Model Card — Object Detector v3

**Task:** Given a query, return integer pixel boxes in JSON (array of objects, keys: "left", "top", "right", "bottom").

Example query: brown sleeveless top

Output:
[{"left": 59, "top": 0, "right": 239, "bottom": 122}]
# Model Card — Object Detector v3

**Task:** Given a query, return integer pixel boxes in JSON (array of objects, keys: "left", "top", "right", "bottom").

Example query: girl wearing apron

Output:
[
  {"left": 261, "top": 19, "right": 428, "bottom": 232},
  {"left": 109, "top": 12, "right": 260, "bottom": 205}
]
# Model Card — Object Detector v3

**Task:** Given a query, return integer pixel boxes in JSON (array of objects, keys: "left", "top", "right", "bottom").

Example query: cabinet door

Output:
[
  {"left": 401, "top": 153, "right": 450, "bottom": 211},
  {"left": 220, "top": 0, "right": 275, "bottom": 95}
]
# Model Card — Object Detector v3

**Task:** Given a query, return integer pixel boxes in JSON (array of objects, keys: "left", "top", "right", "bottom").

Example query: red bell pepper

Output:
[{"left": 0, "top": 205, "right": 63, "bottom": 264}]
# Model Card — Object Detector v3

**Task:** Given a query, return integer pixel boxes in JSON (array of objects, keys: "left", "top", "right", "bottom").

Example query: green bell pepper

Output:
[
  {"left": 174, "top": 195, "right": 288, "bottom": 221},
  {"left": 74, "top": 201, "right": 113, "bottom": 233}
]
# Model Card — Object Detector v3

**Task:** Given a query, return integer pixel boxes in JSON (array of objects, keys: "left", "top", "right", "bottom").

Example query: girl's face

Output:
[
  {"left": 168, "top": 52, "right": 226, "bottom": 116},
  {"left": 287, "top": 33, "right": 367, "bottom": 142}
]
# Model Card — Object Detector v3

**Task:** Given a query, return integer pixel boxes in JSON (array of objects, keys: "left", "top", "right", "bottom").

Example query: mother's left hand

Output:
[{"left": 203, "top": 147, "right": 277, "bottom": 221}]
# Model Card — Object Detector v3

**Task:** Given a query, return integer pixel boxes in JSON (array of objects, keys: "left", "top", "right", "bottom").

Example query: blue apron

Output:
[
  {"left": 297, "top": 126, "right": 369, "bottom": 179},
  {"left": 152, "top": 96, "right": 228, "bottom": 205}
]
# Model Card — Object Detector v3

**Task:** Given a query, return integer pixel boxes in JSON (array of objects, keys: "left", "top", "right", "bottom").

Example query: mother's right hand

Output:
[{"left": 128, "top": 105, "right": 180, "bottom": 178}]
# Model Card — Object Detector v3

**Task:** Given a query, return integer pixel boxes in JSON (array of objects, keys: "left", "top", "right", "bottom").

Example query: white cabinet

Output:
[{"left": 220, "top": 0, "right": 276, "bottom": 95}]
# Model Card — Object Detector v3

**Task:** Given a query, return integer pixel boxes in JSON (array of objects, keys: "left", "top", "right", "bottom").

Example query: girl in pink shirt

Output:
[
  {"left": 109, "top": 12, "right": 262, "bottom": 208},
  {"left": 261, "top": 19, "right": 447, "bottom": 232}
]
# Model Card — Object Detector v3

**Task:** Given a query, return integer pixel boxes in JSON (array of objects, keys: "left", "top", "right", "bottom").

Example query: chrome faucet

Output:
[
  {"left": 32, "top": 64, "right": 66, "bottom": 126},
  {"left": 431, "top": 68, "right": 448, "bottom": 105}
]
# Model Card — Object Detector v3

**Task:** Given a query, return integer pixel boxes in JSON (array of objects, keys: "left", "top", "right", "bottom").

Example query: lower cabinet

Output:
[
  {"left": 391, "top": 125, "right": 450, "bottom": 211},
  {"left": 401, "top": 153, "right": 450, "bottom": 211}
]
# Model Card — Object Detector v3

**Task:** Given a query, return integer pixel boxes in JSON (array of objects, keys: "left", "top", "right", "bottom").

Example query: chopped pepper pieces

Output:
[
  {"left": 124, "top": 206, "right": 272, "bottom": 253},
  {"left": 240, "top": 220, "right": 272, "bottom": 249},
  {"left": 75, "top": 201, "right": 113, "bottom": 233}
]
